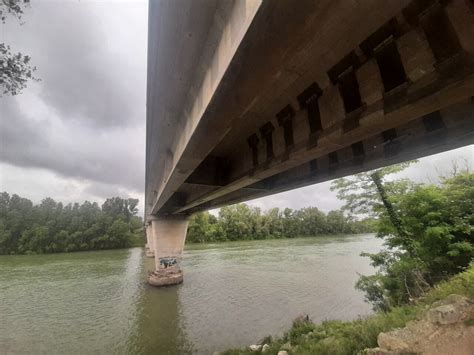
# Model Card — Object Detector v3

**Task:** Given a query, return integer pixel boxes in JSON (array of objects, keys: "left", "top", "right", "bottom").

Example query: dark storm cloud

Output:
[
  {"left": 0, "top": 98, "right": 145, "bottom": 192},
  {"left": 0, "top": 1, "right": 147, "bottom": 194},
  {"left": 0, "top": 99, "right": 43, "bottom": 148},
  {"left": 2, "top": 1, "right": 145, "bottom": 128},
  {"left": 83, "top": 182, "right": 139, "bottom": 201}
]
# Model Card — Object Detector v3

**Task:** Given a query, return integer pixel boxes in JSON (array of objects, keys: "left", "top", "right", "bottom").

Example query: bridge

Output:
[{"left": 144, "top": 0, "right": 474, "bottom": 286}]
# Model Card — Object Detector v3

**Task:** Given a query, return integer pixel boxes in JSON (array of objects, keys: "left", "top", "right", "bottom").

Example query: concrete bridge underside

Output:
[{"left": 144, "top": 0, "right": 474, "bottom": 285}]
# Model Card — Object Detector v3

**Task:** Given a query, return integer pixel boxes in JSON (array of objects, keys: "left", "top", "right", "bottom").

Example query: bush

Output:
[{"left": 356, "top": 173, "right": 474, "bottom": 310}]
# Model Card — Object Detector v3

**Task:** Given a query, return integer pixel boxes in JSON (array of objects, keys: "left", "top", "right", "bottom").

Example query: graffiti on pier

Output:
[{"left": 159, "top": 257, "right": 178, "bottom": 269}]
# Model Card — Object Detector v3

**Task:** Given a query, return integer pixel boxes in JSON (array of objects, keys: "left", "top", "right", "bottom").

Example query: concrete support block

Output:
[
  {"left": 398, "top": 29, "right": 436, "bottom": 83},
  {"left": 148, "top": 217, "right": 189, "bottom": 287},
  {"left": 145, "top": 224, "right": 154, "bottom": 258},
  {"left": 446, "top": 0, "right": 474, "bottom": 55},
  {"left": 357, "top": 59, "right": 383, "bottom": 106},
  {"left": 319, "top": 84, "right": 345, "bottom": 129}
]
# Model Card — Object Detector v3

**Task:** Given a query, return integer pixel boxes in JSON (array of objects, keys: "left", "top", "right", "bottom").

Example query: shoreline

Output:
[
  {"left": 185, "top": 232, "right": 376, "bottom": 247},
  {"left": 0, "top": 233, "right": 376, "bottom": 256},
  {"left": 221, "top": 265, "right": 474, "bottom": 354}
]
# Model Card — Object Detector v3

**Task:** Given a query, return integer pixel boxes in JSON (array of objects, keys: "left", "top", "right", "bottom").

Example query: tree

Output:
[
  {"left": 330, "top": 162, "right": 416, "bottom": 217},
  {"left": 218, "top": 204, "right": 256, "bottom": 241},
  {"left": 370, "top": 170, "right": 414, "bottom": 255},
  {"left": 105, "top": 220, "right": 131, "bottom": 249},
  {"left": 124, "top": 198, "right": 139, "bottom": 223},
  {"left": 0, "top": 43, "right": 39, "bottom": 96},
  {"left": 326, "top": 210, "right": 347, "bottom": 234},
  {"left": 294, "top": 207, "right": 327, "bottom": 236},
  {"left": 0, "top": 192, "right": 143, "bottom": 254},
  {"left": 337, "top": 167, "right": 474, "bottom": 310},
  {"left": 101, "top": 197, "right": 138, "bottom": 223},
  {"left": 1, "top": 0, "right": 39, "bottom": 96},
  {"left": 1, "top": 0, "right": 25, "bottom": 23},
  {"left": 185, "top": 203, "right": 374, "bottom": 243},
  {"left": 331, "top": 162, "right": 418, "bottom": 252},
  {"left": 187, "top": 212, "right": 212, "bottom": 243}
]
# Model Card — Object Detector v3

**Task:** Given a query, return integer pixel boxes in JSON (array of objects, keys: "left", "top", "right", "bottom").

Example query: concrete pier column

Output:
[
  {"left": 148, "top": 216, "right": 189, "bottom": 287},
  {"left": 145, "top": 223, "right": 155, "bottom": 258}
]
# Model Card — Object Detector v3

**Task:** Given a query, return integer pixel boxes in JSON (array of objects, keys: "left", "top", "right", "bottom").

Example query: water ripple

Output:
[{"left": 0, "top": 235, "right": 383, "bottom": 354}]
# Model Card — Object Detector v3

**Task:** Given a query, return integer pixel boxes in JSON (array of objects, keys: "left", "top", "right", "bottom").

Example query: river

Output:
[{"left": 0, "top": 234, "right": 383, "bottom": 354}]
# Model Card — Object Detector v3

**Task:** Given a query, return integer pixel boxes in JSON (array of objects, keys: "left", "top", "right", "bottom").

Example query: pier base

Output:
[
  {"left": 148, "top": 269, "right": 183, "bottom": 287},
  {"left": 147, "top": 216, "right": 189, "bottom": 287},
  {"left": 145, "top": 249, "right": 155, "bottom": 258}
]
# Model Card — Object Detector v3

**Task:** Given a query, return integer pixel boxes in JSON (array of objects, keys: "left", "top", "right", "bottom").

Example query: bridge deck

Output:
[{"left": 146, "top": 0, "right": 474, "bottom": 217}]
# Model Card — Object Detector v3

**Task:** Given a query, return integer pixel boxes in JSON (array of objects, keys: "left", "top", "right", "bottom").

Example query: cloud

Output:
[
  {"left": 246, "top": 181, "right": 344, "bottom": 213},
  {"left": 0, "top": 95, "right": 145, "bottom": 192},
  {"left": 0, "top": 162, "right": 144, "bottom": 214},
  {"left": 0, "top": 1, "right": 147, "bottom": 195},
  {"left": 3, "top": 0, "right": 147, "bottom": 128}
]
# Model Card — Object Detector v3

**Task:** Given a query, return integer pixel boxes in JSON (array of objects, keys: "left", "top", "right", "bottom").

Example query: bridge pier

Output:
[
  {"left": 145, "top": 223, "right": 155, "bottom": 258},
  {"left": 147, "top": 216, "right": 189, "bottom": 287}
]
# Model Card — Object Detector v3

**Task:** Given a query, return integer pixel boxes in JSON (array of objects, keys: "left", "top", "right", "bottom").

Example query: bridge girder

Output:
[{"left": 146, "top": 0, "right": 474, "bottom": 218}]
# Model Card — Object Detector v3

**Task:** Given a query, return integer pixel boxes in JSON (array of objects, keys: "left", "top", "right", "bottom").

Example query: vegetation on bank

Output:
[
  {"left": 0, "top": 194, "right": 375, "bottom": 255},
  {"left": 0, "top": 193, "right": 143, "bottom": 255},
  {"left": 187, "top": 205, "right": 375, "bottom": 243},
  {"left": 223, "top": 164, "right": 473, "bottom": 354},
  {"left": 343, "top": 170, "right": 474, "bottom": 310},
  {"left": 222, "top": 264, "right": 474, "bottom": 355}
]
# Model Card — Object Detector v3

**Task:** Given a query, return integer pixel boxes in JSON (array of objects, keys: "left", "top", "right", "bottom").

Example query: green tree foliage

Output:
[
  {"left": 330, "top": 161, "right": 416, "bottom": 217},
  {"left": 186, "top": 204, "right": 375, "bottom": 243},
  {"left": 0, "top": 43, "right": 39, "bottom": 96},
  {"left": 0, "top": 192, "right": 143, "bottom": 255},
  {"left": 1, "top": 0, "right": 24, "bottom": 23},
  {"left": 102, "top": 197, "right": 139, "bottom": 223},
  {"left": 332, "top": 163, "right": 474, "bottom": 310},
  {"left": 1, "top": 0, "right": 39, "bottom": 96}
]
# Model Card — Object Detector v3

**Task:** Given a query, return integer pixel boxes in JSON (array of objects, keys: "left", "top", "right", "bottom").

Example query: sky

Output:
[{"left": 1, "top": 1, "right": 472, "bottom": 217}]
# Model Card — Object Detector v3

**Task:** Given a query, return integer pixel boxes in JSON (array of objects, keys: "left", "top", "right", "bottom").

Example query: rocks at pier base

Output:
[{"left": 148, "top": 268, "right": 183, "bottom": 287}]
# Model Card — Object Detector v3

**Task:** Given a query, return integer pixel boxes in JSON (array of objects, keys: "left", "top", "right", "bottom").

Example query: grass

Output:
[{"left": 222, "top": 264, "right": 474, "bottom": 355}]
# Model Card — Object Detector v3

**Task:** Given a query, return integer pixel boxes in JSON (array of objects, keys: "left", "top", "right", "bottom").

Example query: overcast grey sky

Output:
[{"left": 1, "top": 1, "right": 472, "bottom": 216}]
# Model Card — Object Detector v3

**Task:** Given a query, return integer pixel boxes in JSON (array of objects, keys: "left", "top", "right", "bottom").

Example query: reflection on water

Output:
[
  {"left": 128, "top": 261, "right": 194, "bottom": 355},
  {"left": 0, "top": 234, "right": 383, "bottom": 354}
]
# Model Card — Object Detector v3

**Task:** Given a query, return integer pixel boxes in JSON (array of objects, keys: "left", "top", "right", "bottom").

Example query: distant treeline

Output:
[
  {"left": 187, "top": 204, "right": 375, "bottom": 243},
  {"left": 0, "top": 193, "right": 375, "bottom": 254},
  {"left": 0, "top": 193, "right": 143, "bottom": 255}
]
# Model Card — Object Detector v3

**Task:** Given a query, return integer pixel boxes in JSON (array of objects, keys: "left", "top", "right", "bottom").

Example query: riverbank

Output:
[
  {"left": 185, "top": 233, "right": 373, "bottom": 245},
  {"left": 222, "top": 264, "right": 474, "bottom": 354}
]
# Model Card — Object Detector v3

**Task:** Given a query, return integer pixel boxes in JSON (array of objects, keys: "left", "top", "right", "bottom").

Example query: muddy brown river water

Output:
[{"left": 0, "top": 234, "right": 383, "bottom": 354}]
